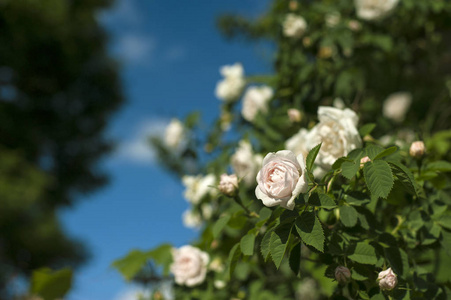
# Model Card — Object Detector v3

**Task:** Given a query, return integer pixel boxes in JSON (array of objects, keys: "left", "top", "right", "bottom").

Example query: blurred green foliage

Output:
[{"left": 0, "top": 0, "right": 123, "bottom": 296}]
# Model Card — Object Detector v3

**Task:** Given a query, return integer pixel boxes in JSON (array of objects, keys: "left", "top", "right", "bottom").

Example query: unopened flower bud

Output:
[
  {"left": 302, "top": 36, "right": 312, "bottom": 47},
  {"left": 409, "top": 141, "right": 425, "bottom": 159},
  {"left": 288, "top": 108, "right": 302, "bottom": 122},
  {"left": 335, "top": 266, "right": 351, "bottom": 284},
  {"left": 218, "top": 174, "right": 238, "bottom": 196},
  {"left": 378, "top": 268, "right": 397, "bottom": 291},
  {"left": 289, "top": 0, "right": 298, "bottom": 11},
  {"left": 348, "top": 20, "right": 361, "bottom": 31},
  {"left": 360, "top": 156, "right": 371, "bottom": 168}
]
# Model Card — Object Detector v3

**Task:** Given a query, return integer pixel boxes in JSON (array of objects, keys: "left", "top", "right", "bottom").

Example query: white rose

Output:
[
  {"left": 355, "top": 0, "right": 400, "bottom": 21},
  {"left": 164, "top": 119, "right": 185, "bottom": 149},
  {"left": 182, "top": 209, "right": 202, "bottom": 229},
  {"left": 306, "top": 106, "right": 362, "bottom": 170},
  {"left": 383, "top": 92, "right": 412, "bottom": 123},
  {"left": 170, "top": 245, "right": 209, "bottom": 287},
  {"left": 241, "top": 86, "right": 273, "bottom": 122},
  {"left": 286, "top": 128, "right": 309, "bottom": 158},
  {"left": 325, "top": 12, "right": 341, "bottom": 28},
  {"left": 378, "top": 267, "right": 397, "bottom": 290},
  {"left": 255, "top": 150, "right": 308, "bottom": 210},
  {"left": 182, "top": 174, "right": 216, "bottom": 204},
  {"left": 218, "top": 173, "right": 238, "bottom": 196},
  {"left": 215, "top": 63, "right": 245, "bottom": 102},
  {"left": 231, "top": 140, "right": 263, "bottom": 186},
  {"left": 283, "top": 13, "right": 307, "bottom": 38}
]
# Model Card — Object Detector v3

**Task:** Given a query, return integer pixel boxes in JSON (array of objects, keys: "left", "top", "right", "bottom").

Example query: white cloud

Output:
[
  {"left": 115, "top": 118, "right": 169, "bottom": 164},
  {"left": 114, "top": 33, "right": 155, "bottom": 65}
]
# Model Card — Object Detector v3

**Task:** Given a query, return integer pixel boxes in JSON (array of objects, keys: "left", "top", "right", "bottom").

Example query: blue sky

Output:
[{"left": 60, "top": 1, "right": 272, "bottom": 299}]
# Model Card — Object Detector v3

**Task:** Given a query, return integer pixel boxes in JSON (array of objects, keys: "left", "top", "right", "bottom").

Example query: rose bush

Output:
[{"left": 113, "top": 1, "right": 451, "bottom": 299}]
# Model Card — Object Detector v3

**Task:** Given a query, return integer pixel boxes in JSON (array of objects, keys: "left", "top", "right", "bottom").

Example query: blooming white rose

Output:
[
  {"left": 218, "top": 173, "right": 238, "bottom": 196},
  {"left": 182, "top": 174, "right": 216, "bottom": 204},
  {"left": 201, "top": 203, "right": 213, "bottom": 220},
  {"left": 335, "top": 266, "right": 351, "bottom": 284},
  {"left": 182, "top": 209, "right": 202, "bottom": 229},
  {"left": 383, "top": 92, "right": 412, "bottom": 123},
  {"left": 306, "top": 106, "right": 362, "bottom": 171},
  {"left": 325, "top": 12, "right": 341, "bottom": 28},
  {"left": 378, "top": 267, "right": 397, "bottom": 290},
  {"left": 215, "top": 63, "right": 245, "bottom": 102},
  {"left": 241, "top": 86, "right": 273, "bottom": 122},
  {"left": 285, "top": 128, "right": 309, "bottom": 158},
  {"left": 355, "top": 0, "right": 400, "bottom": 21},
  {"left": 164, "top": 119, "right": 185, "bottom": 149},
  {"left": 255, "top": 150, "right": 308, "bottom": 210},
  {"left": 283, "top": 13, "right": 307, "bottom": 38},
  {"left": 170, "top": 245, "right": 209, "bottom": 287},
  {"left": 231, "top": 140, "right": 263, "bottom": 186}
]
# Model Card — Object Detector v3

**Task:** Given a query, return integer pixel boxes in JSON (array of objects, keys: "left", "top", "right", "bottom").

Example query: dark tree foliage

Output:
[{"left": 0, "top": 0, "right": 123, "bottom": 294}]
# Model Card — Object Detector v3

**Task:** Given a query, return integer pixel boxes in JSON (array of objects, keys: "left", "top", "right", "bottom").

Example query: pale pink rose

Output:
[
  {"left": 355, "top": 0, "right": 400, "bottom": 21},
  {"left": 335, "top": 266, "right": 351, "bottom": 284},
  {"left": 283, "top": 13, "right": 307, "bottom": 38},
  {"left": 218, "top": 174, "right": 238, "bottom": 196},
  {"left": 241, "top": 86, "right": 273, "bottom": 122},
  {"left": 409, "top": 141, "right": 425, "bottom": 159},
  {"left": 383, "top": 92, "right": 412, "bottom": 122},
  {"left": 171, "top": 245, "right": 209, "bottom": 287},
  {"left": 255, "top": 150, "right": 308, "bottom": 210},
  {"left": 378, "top": 267, "right": 397, "bottom": 290}
]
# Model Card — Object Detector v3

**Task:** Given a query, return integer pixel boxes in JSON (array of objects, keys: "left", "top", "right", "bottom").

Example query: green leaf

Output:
[
  {"left": 112, "top": 250, "right": 150, "bottom": 281},
  {"left": 261, "top": 227, "right": 274, "bottom": 261},
  {"left": 30, "top": 268, "right": 72, "bottom": 300},
  {"left": 332, "top": 157, "right": 352, "bottom": 170},
  {"left": 295, "top": 211, "right": 325, "bottom": 252},
  {"left": 269, "top": 222, "right": 293, "bottom": 269},
  {"left": 437, "top": 215, "right": 451, "bottom": 230},
  {"left": 289, "top": 242, "right": 302, "bottom": 277},
  {"left": 228, "top": 243, "right": 241, "bottom": 278},
  {"left": 148, "top": 244, "right": 173, "bottom": 276},
  {"left": 373, "top": 146, "right": 398, "bottom": 160},
  {"left": 388, "top": 162, "right": 418, "bottom": 196},
  {"left": 306, "top": 143, "right": 322, "bottom": 172},
  {"left": 348, "top": 242, "right": 377, "bottom": 265},
  {"left": 240, "top": 232, "right": 256, "bottom": 256},
  {"left": 342, "top": 161, "right": 360, "bottom": 180},
  {"left": 213, "top": 214, "right": 231, "bottom": 238},
  {"left": 359, "top": 123, "right": 376, "bottom": 137},
  {"left": 363, "top": 160, "right": 394, "bottom": 199},
  {"left": 340, "top": 206, "right": 358, "bottom": 227},
  {"left": 308, "top": 193, "right": 337, "bottom": 209},
  {"left": 426, "top": 161, "right": 451, "bottom": 172},
  {"left": 365, "top": 145, "right": 384, "bottom": 160},
  {"left": 441, "top": 230, "right": 451, "bottom": 256}
]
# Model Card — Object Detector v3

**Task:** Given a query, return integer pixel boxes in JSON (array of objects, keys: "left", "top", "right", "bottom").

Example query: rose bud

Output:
[
  {"left": 218, "top": 174, "right": 238, "bottom": 196},
  {"left": 288, "top": 108, "right": 302, "bottom": 123},
  {"left": 335, "top": 266, "right": 351, "bottom": 284},
  {"left": 360, "top": 156, "right": 371, "bottom": 168},
  {"left": 378, "top": 267, "right": 397, "bottom": 291},
  {"left": 409, "top": 141, "right": 425, "bottom": 159}
]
